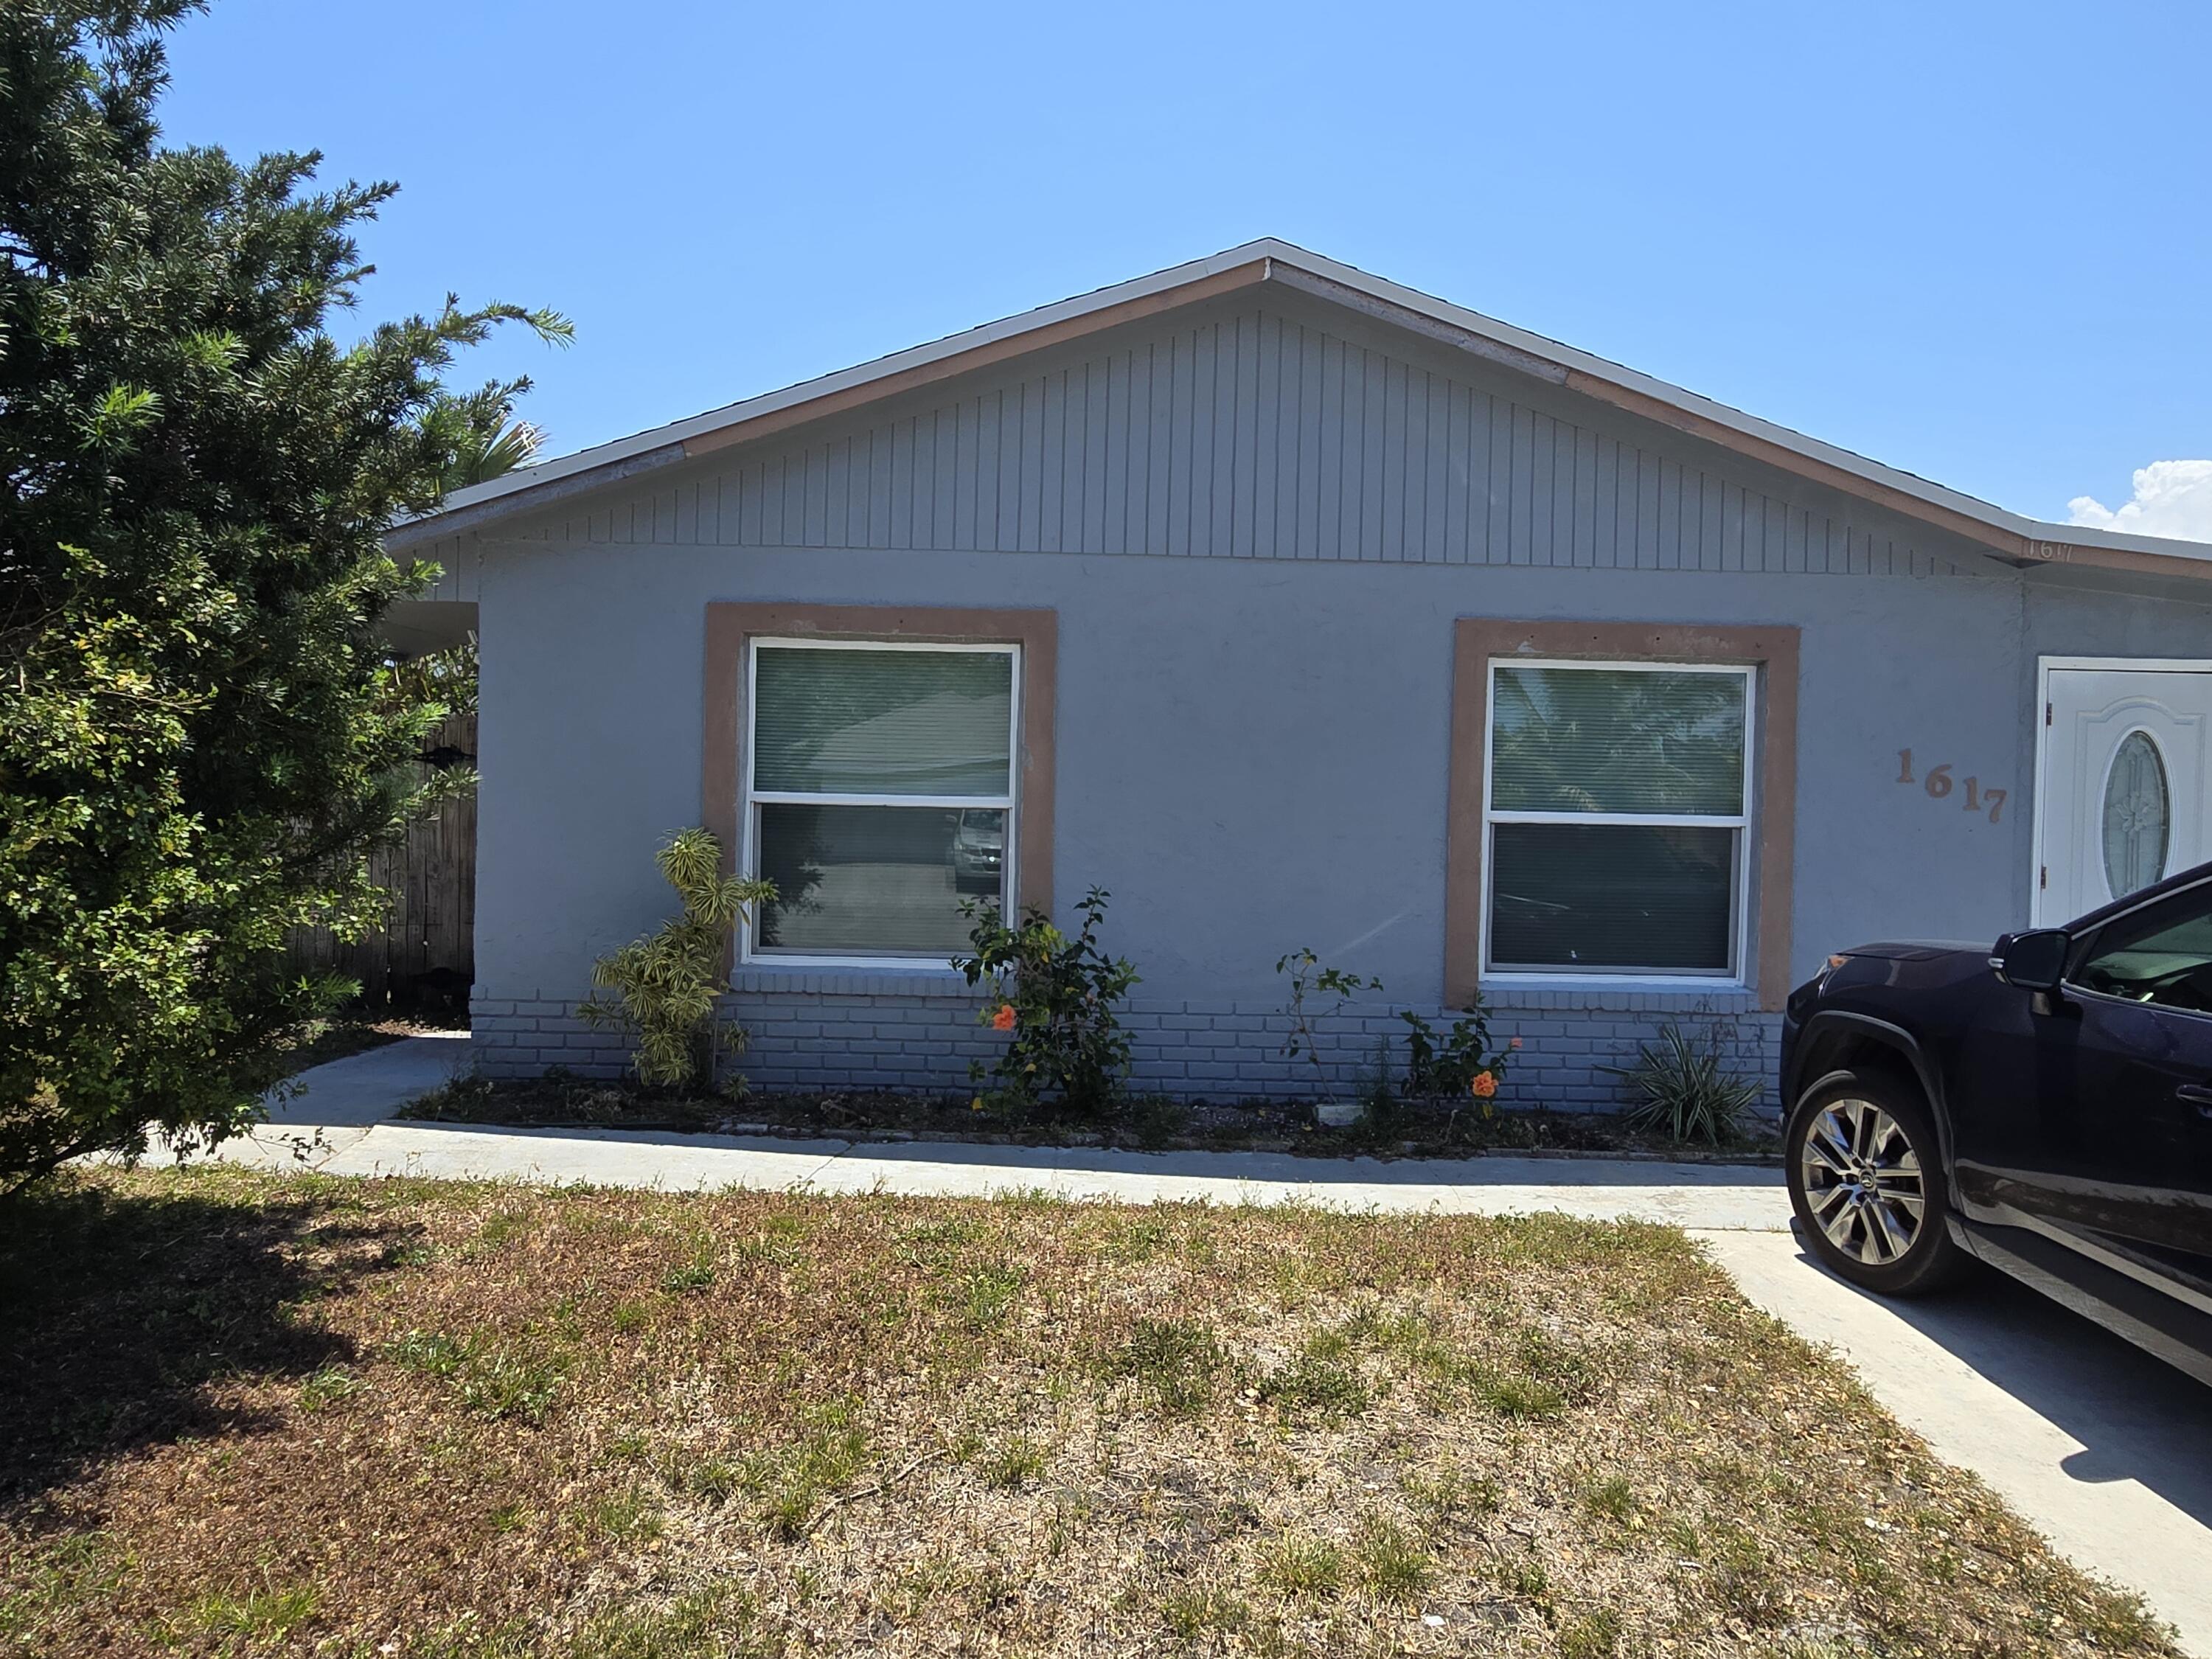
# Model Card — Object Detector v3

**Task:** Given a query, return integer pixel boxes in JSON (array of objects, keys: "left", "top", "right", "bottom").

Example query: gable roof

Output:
[{"left": 387, "top": 238, "right": 2209, "bottom": 582}]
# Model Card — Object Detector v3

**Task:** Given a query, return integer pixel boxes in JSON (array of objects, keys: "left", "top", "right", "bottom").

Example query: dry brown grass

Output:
[{"left": 0, "top": 1166, "right": 2175, "bottom": 1658}]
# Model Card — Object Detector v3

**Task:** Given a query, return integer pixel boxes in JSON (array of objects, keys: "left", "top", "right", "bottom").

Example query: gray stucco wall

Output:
[{"left": 454, "top": 296, "right": 2212, "bottom": 1109}]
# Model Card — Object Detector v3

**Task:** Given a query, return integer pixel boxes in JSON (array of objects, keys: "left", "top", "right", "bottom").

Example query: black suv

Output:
[{"left": 1781, "top": 860, "right": 2212, "bottom": 1386}]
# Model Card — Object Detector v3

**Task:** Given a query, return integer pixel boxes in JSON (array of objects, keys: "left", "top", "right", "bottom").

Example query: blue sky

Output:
[{"left": 162, "top": 0, "right": 2211, "bottom": 535}]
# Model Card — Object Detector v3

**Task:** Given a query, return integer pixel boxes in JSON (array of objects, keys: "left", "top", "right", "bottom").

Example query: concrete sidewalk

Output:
[
  {"left": 225, "top": 1113, "right": 1793, "bottom": 1228},
  {"left": 226, "top": 1032, "right": 1794, "bottom": 1226}
]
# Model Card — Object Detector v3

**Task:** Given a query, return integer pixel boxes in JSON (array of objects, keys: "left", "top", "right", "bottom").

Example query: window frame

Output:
[
  {"left": 1478, "top": 656, "right": 1758, "bottom": 989},
  {"left": 740, "top": 636, "right": 1023, "bottom": 968}
]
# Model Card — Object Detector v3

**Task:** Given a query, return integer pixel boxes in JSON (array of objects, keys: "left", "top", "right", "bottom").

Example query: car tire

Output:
[{"left": 1785, "top": 1068, "right": 1968, "bottom": 1297}]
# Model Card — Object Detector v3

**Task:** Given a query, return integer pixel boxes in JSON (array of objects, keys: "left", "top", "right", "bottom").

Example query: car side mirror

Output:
[{"left": 1994, "top": 928, "right": 2070, "bottom": 993}]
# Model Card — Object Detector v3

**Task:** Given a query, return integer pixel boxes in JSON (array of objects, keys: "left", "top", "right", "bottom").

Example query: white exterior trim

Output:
[
  {"left": 2031, "top": 655, "right": 2212, "bottom": 927},
  {"left": 1478, "top": 658, "right": 1755, "bottom": 988}
]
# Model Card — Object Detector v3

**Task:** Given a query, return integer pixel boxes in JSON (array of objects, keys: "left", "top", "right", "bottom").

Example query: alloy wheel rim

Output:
[{"left": 1800, "top": 1098, "right": 1926, "bottom": 1266}]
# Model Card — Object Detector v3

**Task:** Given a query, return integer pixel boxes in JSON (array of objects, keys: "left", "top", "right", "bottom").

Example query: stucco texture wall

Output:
[{"left": 461, "top": 541, "right": 2211, "bottom": 1106}]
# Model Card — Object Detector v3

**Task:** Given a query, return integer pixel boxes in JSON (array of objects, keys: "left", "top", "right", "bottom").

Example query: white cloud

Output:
[{"left": 2067, "top": 459, "right": 2212, "bottom": 543}]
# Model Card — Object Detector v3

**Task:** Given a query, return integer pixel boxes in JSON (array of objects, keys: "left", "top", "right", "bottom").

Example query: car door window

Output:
[{"left": 2071, "top": 883, "right": 2212, "bottom": 1013}]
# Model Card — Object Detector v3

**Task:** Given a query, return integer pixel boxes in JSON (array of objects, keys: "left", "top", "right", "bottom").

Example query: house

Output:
[{"left": 382, "top": 240, "right": 2212, "bottom": 1107}]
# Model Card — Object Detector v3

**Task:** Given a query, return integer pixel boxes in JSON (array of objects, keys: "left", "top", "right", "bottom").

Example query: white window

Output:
[
  {"left": 743, "top": 639, "right": 1018, "bottom": 964},
  {"left": 1483, "top": 660, "right": 1754, "bottom": 982}
]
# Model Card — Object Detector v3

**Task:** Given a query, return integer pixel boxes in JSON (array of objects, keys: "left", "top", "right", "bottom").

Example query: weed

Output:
[
  {"left": 454, "top": 1346, "right": 564, "bottom": 1423},
  {"left": 1350, "top": 1517, "right": 1429, "bottom": 1603},
  {"left": 386, "top": 1328, "right": 465, "bottom": 1377},
  {"left": 1558, "top": 1607, "right": 1623, "bottom": 1658},
  {"left": 960, "top": 1263, "right": 1024, "bottom": 1327},
  {"left": 296, "top": 1365, "right": 364, "bottom": 1413},
  {"left": 660, "top": 1252, "right": 715, "bottom": 1293},
  {"left": 1159, "top": 1585, "right": 1248, "bottom": 1638},
  {"left": 1258, "top": 1534, "right": 1343, "bottom": 1599},
  {"left": 978, "top": 1434, "right": 1048, "bottom": 1490},
  {"left": 1102, "top": 1318, "right": 1225, "bottom": 1414},
  {"left": 189, "top": 1582, "right": 318, "bottom": 1643},
  {"left": 744, "top": 1399, "right": 869, "bottom": 1539},
  {"left": 1705, "top": 1528, "right": 1787, "bottom": 1627},
  {"left": 685, "top": 1455, "right": 743, "bottom": 1502},
  {"left": 0, "top": 1533, "right": 132, "bottom": 1635},
  {"left": 1129, "top": 1094, "right": 1188, "bottom": 1149},
  {"left": 486, "top": 1502, "right": 528, "bottom": 1534},
  {"left": 1403, "top": 1465, "right": 1500, "bottom": 1527},
  {"left": 568, "top": 1582, "right": 756, "bottom": 1659},
  {"left": 1256, "top": 1350, "right": 1368, "bottom": 1419},
  {"left": 1502, "top": 1559, "right": 1550, "bottom": 1601},
  {"left": 1099, "top": 1217, "right": 1169, "bottom": 1262},
  {"left": 1582, "top": 1475, "right": 1638, "bottom": 1524},
  {"left": 475, "top": 1208, "right": 532, "bottom": 1250},
  {"left": 581, "top": 1485, "right": 664, "bottom": 1543},
  {"left": 1467, "top": 1366, "right": 1566, "bottom": 1419}
]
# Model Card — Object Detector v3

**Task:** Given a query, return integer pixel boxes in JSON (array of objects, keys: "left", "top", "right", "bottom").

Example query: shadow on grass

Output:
[{"left": 0, "top": 1175, "right": 412, "bottom": 1512}]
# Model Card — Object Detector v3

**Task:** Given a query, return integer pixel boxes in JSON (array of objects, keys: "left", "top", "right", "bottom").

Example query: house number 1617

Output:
[{"left": 1897, "top": 750, "right": 2006, "bottom": 822}]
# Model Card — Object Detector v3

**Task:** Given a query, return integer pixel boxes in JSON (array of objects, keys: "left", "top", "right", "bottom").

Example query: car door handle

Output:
[{"left": 2176, "top": 1084, "right": 2212, "bottom": 1115}]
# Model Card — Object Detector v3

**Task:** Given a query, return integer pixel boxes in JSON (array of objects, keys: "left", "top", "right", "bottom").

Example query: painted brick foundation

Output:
[{"left": 471, "top": 974, "right": 1781, "bottom": 1116}]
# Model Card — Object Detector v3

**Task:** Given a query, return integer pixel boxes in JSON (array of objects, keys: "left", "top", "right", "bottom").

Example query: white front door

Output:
[{"left": 2037, "top": 663, "right": 2212, "bottom": 925}]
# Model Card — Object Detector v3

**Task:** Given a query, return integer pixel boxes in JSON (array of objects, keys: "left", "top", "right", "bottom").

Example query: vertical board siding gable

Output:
[{"left": 535, "top": 308, "right": 1980, "bottom": 578}]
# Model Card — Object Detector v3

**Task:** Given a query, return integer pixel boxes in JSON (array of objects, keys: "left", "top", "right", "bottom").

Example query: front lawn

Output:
[{"left": 0, "top": 1169, "right": 2171, "bottom": 1657}]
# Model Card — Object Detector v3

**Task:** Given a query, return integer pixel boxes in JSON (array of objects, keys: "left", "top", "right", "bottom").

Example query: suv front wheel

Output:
[{"left": 1785, "top": 1069, "right": 1967, "bottom": 1295}]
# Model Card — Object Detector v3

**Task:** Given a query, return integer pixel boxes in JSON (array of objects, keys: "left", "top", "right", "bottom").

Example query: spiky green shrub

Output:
[
  {"left": 578, "top": 830, "right": 774, "bottom": 1090},
  {"left": 1598, "top": 1021, "right": 1764, "bottom": 1144}
]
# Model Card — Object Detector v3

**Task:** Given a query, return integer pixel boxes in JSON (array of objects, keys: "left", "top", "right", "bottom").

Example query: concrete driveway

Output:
[{"left": 1705, "top": 1230, "right": 2212, "bottom": 1655}]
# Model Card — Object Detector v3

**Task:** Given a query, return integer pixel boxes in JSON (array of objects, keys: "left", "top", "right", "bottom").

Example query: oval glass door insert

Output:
[{"left": 2101, "top": 729, "right": 2171, "bottom": 899}]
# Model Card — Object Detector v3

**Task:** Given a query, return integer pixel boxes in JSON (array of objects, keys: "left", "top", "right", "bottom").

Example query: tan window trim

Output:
[
  {"left": 1444, "top": 619, "right": 1799, "bottom": 1012},
  {"left": 701, "top": 603, "right": 1058, "bottom": 952}
]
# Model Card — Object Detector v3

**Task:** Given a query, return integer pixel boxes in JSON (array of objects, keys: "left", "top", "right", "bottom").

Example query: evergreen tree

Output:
[{"left": 0, "top": 1, "right": 568, "bottom": 1191}]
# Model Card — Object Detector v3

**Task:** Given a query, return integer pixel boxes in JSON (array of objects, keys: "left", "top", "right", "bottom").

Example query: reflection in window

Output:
[
  {"left": 748, "top": 643, "right": 1015, "bottom": 959},
  {"left": 1486, "top": 664, "right": 1753, "bottom": 977},
  {"left": 2073, "top": 882, "right": 2212, "bottom": 1013}
]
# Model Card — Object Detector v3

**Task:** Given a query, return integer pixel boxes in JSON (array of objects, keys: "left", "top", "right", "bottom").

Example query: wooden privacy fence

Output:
[{"left": 286, "top": 714, "right": 476, "bottom": 1009}]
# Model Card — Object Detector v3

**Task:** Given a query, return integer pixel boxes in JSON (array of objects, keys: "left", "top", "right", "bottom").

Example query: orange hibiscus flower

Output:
[{"left": 990, "top": 1004, "right": 1018, "bottom": 1032}]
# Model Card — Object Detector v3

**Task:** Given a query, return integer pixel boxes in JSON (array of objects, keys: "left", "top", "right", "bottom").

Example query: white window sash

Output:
[
  {"left": 1486, "top": 810, "right": 1747, "bottom": 830},
  {"left": 1481, "top": 659, "right": 1756, "bottom": 985},
  {"left": 748, "top": 791, "right": 1012, "bottom": 810},
  {"left": 741, "top": 638, "right": 1020, "bottom": 967}
]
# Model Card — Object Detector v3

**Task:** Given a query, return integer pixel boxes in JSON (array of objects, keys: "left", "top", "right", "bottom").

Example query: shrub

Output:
[
  {"left": 1275, "top": 950, "right": 1381, "bottom": 1095},
  {"left": 578, "top": 829, "right": 773, "bottom": 1091},
  {"left": 1599, "top": 1020, "right": 1764, "bottom": 1144},
  {"left": 1399, "top": 1000, "right": 1518, "bottom": 1112},
  {"left": 953, "top": 887, "right": 1138, "bottom": 1118}
]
